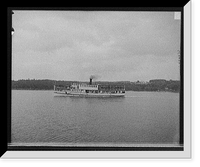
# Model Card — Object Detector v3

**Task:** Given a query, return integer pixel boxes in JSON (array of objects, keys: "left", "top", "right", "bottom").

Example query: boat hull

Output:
[{"left": 54, "top": 91, "right": 125, "bottom": 97}]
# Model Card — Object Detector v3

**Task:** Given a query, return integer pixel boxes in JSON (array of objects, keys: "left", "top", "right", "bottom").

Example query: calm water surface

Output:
[{"left": 11, "top": 90, "right": 180, "bottom": 146}]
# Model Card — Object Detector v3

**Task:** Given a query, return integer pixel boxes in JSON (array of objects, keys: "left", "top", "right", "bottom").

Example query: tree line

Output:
[{"left": 12, "top": 79, "right": 180, "bottom": 92}]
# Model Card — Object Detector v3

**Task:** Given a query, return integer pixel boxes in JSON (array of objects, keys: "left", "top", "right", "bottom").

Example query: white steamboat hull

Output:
[{"left": 54, "top": 91, "right": 125, "bottom": 97}]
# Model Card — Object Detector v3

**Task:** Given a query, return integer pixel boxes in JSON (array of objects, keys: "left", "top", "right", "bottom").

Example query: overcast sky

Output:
[{"left": 12, "top": 11, "right": 181, "bottom": 82}]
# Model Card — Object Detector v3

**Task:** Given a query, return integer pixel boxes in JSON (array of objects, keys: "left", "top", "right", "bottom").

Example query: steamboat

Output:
[{"left": 54, "top": 78, "right": 125, "bottom": 97}]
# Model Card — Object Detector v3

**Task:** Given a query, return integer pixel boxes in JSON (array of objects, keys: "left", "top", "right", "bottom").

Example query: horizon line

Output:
[{"left": 11, "top": 78, "right": 180, "bottom": 82}]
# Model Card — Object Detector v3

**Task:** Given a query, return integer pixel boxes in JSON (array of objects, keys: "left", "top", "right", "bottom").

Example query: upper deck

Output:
[
  {"left": 71, "top": 83, "right": 98, "bottom": 90},
  {"left": 71, "top": 83, "right": 125, "bottom": 91}
]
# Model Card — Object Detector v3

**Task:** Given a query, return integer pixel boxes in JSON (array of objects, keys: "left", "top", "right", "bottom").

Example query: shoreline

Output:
[{"left": 11, "top": 89, "right": 179, "bottom": 93}]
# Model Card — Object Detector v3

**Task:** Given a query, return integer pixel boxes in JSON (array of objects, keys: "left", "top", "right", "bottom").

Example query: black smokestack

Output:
[
  {"left": 90, "top": 75, "right": 96, "bottom": 85},
  {"left": 90, "top": 75, "right": 101, "bottom": 85}
]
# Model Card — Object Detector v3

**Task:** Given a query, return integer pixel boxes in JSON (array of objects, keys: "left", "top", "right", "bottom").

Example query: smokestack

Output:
[{"left": 89, "top": 75, "right": 100, "bottom": 85}]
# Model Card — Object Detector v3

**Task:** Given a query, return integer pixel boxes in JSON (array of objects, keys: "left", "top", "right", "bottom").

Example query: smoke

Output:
[{"left": 90, "top": 75, "right": 100, "bottom": 80}]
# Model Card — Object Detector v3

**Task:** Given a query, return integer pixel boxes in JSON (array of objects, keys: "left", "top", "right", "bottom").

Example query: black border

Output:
[
  {"left": 180, "top": 7, "right": 184, "bottom": 146},
  {"left": 7, "top": 7, "right": 183, "bottom": 151},
  {"left": 3, "top": 5, "right": 188, "bottom": 156},
  {"left": 7, "top": 8, "right": 12, "bottom": 145},
  {"left": 8, "top": 146, "right": 183, "bottom": 151}
]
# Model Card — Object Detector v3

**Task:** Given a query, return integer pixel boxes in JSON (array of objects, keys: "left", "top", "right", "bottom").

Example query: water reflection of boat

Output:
[{"left": 54, "top": 78, "right": 125, "bottom": 97}]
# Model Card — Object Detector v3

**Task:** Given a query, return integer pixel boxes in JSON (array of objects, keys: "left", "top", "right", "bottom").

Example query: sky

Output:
[{"left": 12, "top": 10, "right": 181, "bottom": 82}]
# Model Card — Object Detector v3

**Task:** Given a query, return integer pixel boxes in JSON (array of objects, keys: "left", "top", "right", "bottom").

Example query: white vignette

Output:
[{"left": 2, "top": 2, "right": 192, "bottom": 159}]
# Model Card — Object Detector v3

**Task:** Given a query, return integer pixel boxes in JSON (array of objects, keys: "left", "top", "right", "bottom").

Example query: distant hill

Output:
[{"left": 12, "top": 79, "right": 180, "bottom": 92}]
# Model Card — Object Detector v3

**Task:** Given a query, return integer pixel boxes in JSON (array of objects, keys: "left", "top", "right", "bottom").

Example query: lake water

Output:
[{"left": 11, "top": 90, "right": 180, "bottom": 146}]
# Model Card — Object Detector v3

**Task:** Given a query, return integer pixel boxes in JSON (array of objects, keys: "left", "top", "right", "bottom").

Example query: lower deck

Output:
[{"left": 54, "top": 90, "right": 125, "bottom": 97}]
